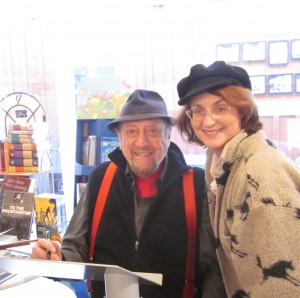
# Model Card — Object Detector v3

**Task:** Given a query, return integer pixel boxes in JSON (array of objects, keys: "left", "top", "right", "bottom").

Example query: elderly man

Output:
[{"left": 32, "top": 89, "right": 225, "bottom": 298}]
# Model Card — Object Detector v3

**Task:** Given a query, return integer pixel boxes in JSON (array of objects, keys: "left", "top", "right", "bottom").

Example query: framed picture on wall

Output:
[
  {"left": 295, "top": 73, "right": 300, "bottom": 93},
  {"left": 242, "top": 41, "right": 266, "bottom": 62},
  {"left": 216, "top": 43, "right": 240, "bottom": 63},
  {"left": 268, "top": 73, "right": 293, "bottom": 94},
  {"left": 268, "top": 40, "right": 289, "bottom": 65},
  {"left": 291, "top": 39, "right": 300, "bottom": 60},
  {"left": 250, "top": 75, "right": 266, "bottom": 95}
]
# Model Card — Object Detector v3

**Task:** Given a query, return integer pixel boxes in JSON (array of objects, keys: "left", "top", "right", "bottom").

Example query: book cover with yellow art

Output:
[{"left": 34, "top": 193, "right": 67, "bottom": 239}]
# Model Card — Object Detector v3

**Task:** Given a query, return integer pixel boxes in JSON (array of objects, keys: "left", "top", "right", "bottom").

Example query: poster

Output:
[{"left": 75, "top": 66, "right": 131, "bottom": 119}]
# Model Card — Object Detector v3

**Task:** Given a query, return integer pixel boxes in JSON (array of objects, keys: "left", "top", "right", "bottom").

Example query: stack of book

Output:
[{"left": 5, "top": 124, "right": 39, "bottom": 172}]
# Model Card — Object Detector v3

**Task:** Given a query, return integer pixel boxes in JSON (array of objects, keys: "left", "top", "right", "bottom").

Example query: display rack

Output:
[{"left": 0, "top": 92, "right": 54, "bottom": 194}]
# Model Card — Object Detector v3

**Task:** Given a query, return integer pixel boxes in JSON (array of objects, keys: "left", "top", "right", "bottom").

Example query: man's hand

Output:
[{"left": 31, "top": 238, "right": 62, "bottom": 261}]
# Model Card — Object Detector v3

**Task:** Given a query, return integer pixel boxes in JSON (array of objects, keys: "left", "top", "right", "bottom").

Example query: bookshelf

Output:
[{"left": 74, "top": 119, "right": 117, "bottom": 206}]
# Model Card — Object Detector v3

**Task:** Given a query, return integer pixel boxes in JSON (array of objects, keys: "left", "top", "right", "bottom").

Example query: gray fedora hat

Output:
[
  {"left": 107, "top": 89, "right": 175, "bottom": 132},
  {"left": 177, "top": 61, "right": 252, "bottom": 105}
]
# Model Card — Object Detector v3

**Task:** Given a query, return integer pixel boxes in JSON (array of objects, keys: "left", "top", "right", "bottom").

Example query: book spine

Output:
[
  {"left": 3, "top": 142, "right": 10, "bottom": 171},
  {"left": 87, "top": 135, "right": 97, "bottom": 166},
  {"left": 8, "top": 166, "right": 39, "bottom": 172},
  {"left": 9, "top": 124, "right": 34, "bottom": 131},
  {"left": 7, "top": 134, "right": 34, "bottom": 139},
  {"left": 9, "top": 158, "right": 39, "bottom": 167},
  {"left": 82, "top": 136, "right": 89, "bottom": 165},
  {"left": 9, "top": 150, "right": 38, "bottom": 159},
  {"left": 8, "top": 138, "right": 35, "bottom": 144},
  {"left": 9, "top": 143, "right": 37, "bottom": 151},
  {"left": 8, "top": 130, "right": 34, "bottom": 135},
  {"left": 0, "top": 142, "right": 4, "bottom": 171},
  {"left": 2, "top": 176, "right": 32, "bottom": 192}
]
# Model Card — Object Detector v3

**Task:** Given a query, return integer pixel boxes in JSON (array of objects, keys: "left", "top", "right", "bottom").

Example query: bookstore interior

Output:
[{"left": 0, "top": 0, "right": 300, "bottom": 296}]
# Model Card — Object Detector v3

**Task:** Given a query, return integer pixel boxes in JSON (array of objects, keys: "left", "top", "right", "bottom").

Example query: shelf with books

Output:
[
  {"left": 74, "top": 119, "right": 119, "bottom": 206},
  {"left": 75, "top": 119, "right": 116, "bottom": 174}
]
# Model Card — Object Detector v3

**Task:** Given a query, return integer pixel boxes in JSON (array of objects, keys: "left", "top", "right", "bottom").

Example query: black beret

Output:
[{"left": 177, "top": 61, "right": 252, "bottom": 105}]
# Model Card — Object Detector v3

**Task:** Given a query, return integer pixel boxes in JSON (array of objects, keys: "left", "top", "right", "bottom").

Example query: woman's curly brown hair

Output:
[{"left": 176, "top": 85, "right": 263, "bottom": 146}]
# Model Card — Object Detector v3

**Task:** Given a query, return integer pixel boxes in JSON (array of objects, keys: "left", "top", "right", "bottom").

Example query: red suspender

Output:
[
  {"left": 89, "top": 164, "right": 197, "bottom": 298},
  {"left": 182, "top": 168, "right": 197, "bottom": 298},
  {"left": 88, "top": 162, "right": 117, "bottom": 262}
]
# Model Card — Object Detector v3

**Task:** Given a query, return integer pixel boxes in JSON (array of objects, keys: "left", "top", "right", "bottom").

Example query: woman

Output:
[{"left": 176, "top": 61, "right": 300, "bottom": 297}]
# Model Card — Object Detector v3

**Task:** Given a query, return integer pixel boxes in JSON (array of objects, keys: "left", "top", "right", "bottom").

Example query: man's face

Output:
[{"left": 116, "top": 118, "right": 171, "bottom": 178}]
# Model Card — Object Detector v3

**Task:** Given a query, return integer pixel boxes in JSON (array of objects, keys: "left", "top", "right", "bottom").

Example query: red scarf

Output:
[{"left": 135, "top": 164, "right": 164, "bottom": 199}]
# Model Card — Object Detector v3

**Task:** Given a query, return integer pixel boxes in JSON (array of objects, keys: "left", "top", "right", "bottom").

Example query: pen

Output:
[
  {"left": 47, "top": 250, "right": 51, "bottom": 260},
  {"left": 0, "top": 239, "right": 38, "bottom": 250},
  {"left": 44, "top": 230, "right": 51, "bottom": 260}
]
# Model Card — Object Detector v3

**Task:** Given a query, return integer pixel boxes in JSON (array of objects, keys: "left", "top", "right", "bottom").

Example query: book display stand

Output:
[
  {"left": 0, "top": 257, "right": 162, "bottom": 298},
  {"left": 0, "top": 92, "right": 54, "bottom": 194}
]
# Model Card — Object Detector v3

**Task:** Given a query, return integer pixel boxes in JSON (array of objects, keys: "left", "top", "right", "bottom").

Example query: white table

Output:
[{"left": 0, "top": 276, "right": 77, "bottom": 297}]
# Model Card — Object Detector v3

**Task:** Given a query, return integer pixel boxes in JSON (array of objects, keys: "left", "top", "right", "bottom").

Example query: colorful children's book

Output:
[{"left": 100, "top": 137, "right": 119, "bottom": 163}]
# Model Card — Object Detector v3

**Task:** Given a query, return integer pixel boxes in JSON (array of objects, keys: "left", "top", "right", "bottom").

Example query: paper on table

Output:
[
  {"left": 0, "top": 235, "right": 18, "bottom": 245},
  {"left": 0, "top": 276, "right": 77, "bottom": 298}
]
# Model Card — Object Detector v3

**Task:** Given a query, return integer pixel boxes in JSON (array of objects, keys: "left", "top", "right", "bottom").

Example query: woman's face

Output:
[{"left": 189, "top": 92, "right": 242, "bottom": 157}]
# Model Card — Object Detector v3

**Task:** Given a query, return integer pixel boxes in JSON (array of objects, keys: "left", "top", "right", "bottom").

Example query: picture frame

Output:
[
  {"left": 294, "top": 73, "right": 300, "bottom": 93},
  {"left": 268, "top": 40, "right": 289, "bottom": 65},
  {"left": 268, "top": 73, "right": 293, "bottom": 94},
  {"left": 242, "top": 41, "right": 266, "bottom": 62},
  {"left": 250, "top": 75, "right": 266, "bottom": 95},
  {"left": 290, "top": 39, "right": 300, "bottom": 60},
  {"left": 216, "top": 43, "right": 240, "bottom": 63}
]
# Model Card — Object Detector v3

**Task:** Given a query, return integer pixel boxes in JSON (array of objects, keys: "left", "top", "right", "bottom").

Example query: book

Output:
[
  {"left": 82, "top": 136, "right": 89, "bottom": 165},
  {"left": 0, "top": 176, "right": 36, "bottom": 227},
  {"left": 0, "top": 143, "right": 4, "bottom": 171},
  {"left": 82, "top": 135, "right": 97, "bottom": 165},
  {"left": 7, "top": 134, "right": 34, "bottom": 139},
  {"left": 9, "top": 144, "right": 37, "bottom": 151},
  {"left": 7, "top": 138, "right": 35, "bottom": 144},
  {"left": 8, "top": 130, "right": 34, "bottom": 135},
  {"left": 9, "top": 158, "right": 39, "bottom": 167},
  {"left": 0, "top": 190, "right": 35, "bottom": 240},
  {"left": 34, "top": 193, "right": 67, "bottom": 239},
  {"left": 9, "top": 150, "right": 38, "bottom": 159},
  {"left": 0, "top": 176, "right": 36, "bottom": 217},
  {"left": 100, "top": 136, "right": 119, "bottom": 163},
  {"left": 1, "top": 175, "right": 36, "bottom": 192},
  {"left": 8, "top": 166, "right": 39, "bottom": 172},
  {"left": 9, "top": 124, "right": 34, "bottom": 131},
  {"left": 3, "top": 142, "right": 10, "bottom": 172},
  {"left": 87, "top": 135, "right": 97, "bottom": 166}
]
